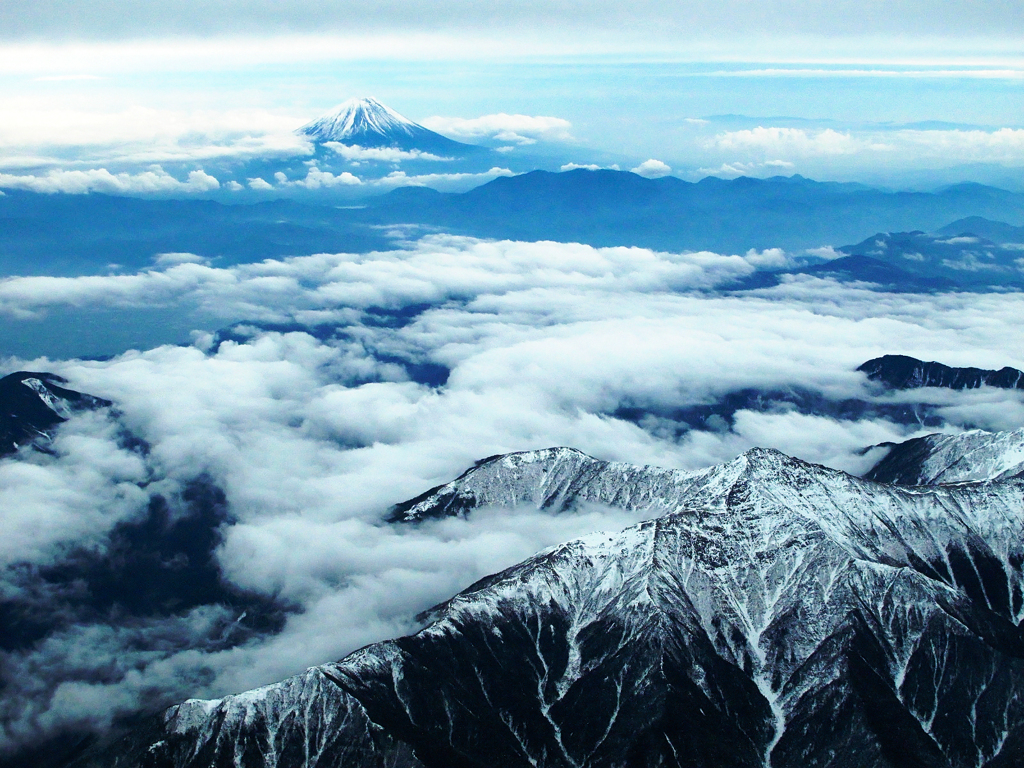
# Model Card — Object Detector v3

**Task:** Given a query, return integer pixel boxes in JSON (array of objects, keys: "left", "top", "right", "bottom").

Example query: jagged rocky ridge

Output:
[
  {"left": 0, "top": 371, "right": 110, "bottom": 457},
  {"left": 77, "top": 435, "right": 1024, "bottom": 768},
  {"left": 859, "top": 354, "right": 1024, "bottom": 391}
]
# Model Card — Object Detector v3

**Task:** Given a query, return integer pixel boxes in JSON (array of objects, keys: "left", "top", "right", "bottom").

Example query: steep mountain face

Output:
[
  {"left": 77, "top": 444, "right": 1024, "bottom": 768},
  {"left": 0, "top": 371, "right": 110, "bottom": 456},
  {"left": 298, "top": 98, "right": 478, "bottom": 155},
  {"left": 858, "top": 354, "right": 1024, "bottom": 391},
  {"left": 865, "top": 428, "right": 1024, "bottom": 485}
]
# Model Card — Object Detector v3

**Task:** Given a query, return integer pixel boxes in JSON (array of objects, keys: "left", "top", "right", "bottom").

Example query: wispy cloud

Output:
[
  {"left": 700, "top": 67, "right": 1024, "bottom": 79},
  {"left": 0, "top": 105, "right": 311, "bottom": 170},
  {"left": 421, "top": 114, "right": 574, "bottom": 145},
  {"left": 31, "top": 74, "right": 105, "bottom": 81},
  {"left": 324, "top": 143, "right": 452, "bottom": 163},
  {"left": 709, "top": 127, "right": 867, "bottom": 156},
  {"left": 702, "top": 126, "right": 1024, "bottom": 173},
  {"left": 631, "top": 159, "right": 672, "bottom": 178}
]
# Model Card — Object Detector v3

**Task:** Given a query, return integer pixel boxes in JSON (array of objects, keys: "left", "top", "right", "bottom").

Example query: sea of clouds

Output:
[{"left": 2, "top": 235, "right": 1024, "bottom": 752}]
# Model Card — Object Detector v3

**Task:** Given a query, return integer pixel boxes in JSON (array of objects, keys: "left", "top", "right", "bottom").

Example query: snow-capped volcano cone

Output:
[{"left": 298, "top": 97, "right": 478, "bottom": 154}]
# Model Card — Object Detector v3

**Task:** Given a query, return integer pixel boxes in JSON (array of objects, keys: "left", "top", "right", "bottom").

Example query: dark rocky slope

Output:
[
  {"left": 0, "top": 371, "right": 110, "bottom": 456},
  {"left": 859, "top": 355, "right": 1024, "bottom": 391},
  {"left": 73, "top": 439, "right": 1024, "bottom": 768}
]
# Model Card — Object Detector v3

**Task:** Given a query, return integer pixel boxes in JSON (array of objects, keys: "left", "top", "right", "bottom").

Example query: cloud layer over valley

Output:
[{"left": 2, "top": 235, "right": 1024, "bottom": 755}]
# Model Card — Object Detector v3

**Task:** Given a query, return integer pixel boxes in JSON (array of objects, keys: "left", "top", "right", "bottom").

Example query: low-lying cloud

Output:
[
  {"left": 2, "top": 235, "right": 1023, "bottom": 754},
  {"left": 0, "top": 168, "right": 220, "bottom": 194},
  {"left": 705, "top": 125, "right": 1024, "bottom": 167},
  {"left": 324, "top": 142, "right": 451, "bottom": 163},
  {"left": 0, "top": 105, "right": 311, "bottom": 171},
  {"left": 421, "top": 113, "right": 574, "bottom": 146}
]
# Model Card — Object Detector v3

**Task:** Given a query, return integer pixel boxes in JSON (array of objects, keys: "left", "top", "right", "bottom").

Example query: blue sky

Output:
[{"left": 0, "top": 2, "right": 1022, "bottom": 189}]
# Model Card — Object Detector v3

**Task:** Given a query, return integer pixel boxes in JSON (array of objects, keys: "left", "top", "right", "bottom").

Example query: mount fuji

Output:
[{"left": 299, "top": 97, "right": 482, "bottom": 156}]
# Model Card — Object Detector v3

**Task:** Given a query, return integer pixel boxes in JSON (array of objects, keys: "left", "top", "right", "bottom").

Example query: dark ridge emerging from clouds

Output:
[
  {"left": 0, "top": 372, "right": 110, "bottom": 456},
  {"left": 859, "top": 354, "right": 1024, "bottom": 391}
]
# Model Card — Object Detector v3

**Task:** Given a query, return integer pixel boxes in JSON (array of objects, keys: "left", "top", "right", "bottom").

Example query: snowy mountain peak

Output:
[
  {"left": 298, "top": 97, "right": 479, "bottom": 154},
  {"left": 866, "top": 427, "right": 1024, "bottom": 485},
  {"left": 299, "top": 97, "right": 420, "bottom": 143}
]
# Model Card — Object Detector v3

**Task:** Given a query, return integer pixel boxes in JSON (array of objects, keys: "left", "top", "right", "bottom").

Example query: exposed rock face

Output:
[
  {"left": 74, "top": 442, "right": 1024, "bottom": 768},
  {"left": 858, "top": 354, "right": 1024, "bottom": 391},
  {"left": 0, "top": 371, "right": 110, "bottom": 457}
]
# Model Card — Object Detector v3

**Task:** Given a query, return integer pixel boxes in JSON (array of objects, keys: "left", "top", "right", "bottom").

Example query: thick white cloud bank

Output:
[{"left": 2, "top": 235, "right": 1024, "bottom": 750}]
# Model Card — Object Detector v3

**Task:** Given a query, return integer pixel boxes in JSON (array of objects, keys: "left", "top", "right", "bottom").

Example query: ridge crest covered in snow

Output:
[{"left": 76, "top": 432, "right": 1024, "bottom": 768}]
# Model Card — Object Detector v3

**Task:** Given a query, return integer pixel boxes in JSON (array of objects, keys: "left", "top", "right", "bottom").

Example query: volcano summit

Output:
[{"left": 298, "top": 97, "right": 479, "bottom": 155}]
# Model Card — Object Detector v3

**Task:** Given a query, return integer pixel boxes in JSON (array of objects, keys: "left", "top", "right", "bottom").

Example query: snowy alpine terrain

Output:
[
  {"left": 74, "top": 432, "right": 1024, "bottom": 767},
  {"left": 866, "top": 429, "right": 1024, "bottom": 485}
]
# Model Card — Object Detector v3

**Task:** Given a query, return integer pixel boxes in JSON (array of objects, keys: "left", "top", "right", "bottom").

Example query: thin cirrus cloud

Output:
[
  {"left": 701, "top": 68, "right": 1024, "bottom": 79},
  {"left": 420, "top": 114, "right": 575, "bottom": 146},
  {"left": 0, "top": 105, "right": 312, "bottom": 171},
  {"left": 2, "top": 235, "right": 1024, "bottom": 750},
  {"left": 703, "top": 126, "right": 1024, "bottom": 169},
  {"left": 1, "top": 0, "right": 1021, "bottom": 48}
]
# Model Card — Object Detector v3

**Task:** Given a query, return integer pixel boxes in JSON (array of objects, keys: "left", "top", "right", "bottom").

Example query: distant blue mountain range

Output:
[{"left": 2, "top": 170, "right": 1023, "bottom": 283}]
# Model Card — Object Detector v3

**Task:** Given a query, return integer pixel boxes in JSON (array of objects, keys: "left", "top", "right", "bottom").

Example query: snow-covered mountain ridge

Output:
[
  {"left": 867, "top": 428, "right": 1024, "bottom": 485},
  {"left": 75, "top": 434, "right": 1024, "bottom": 767}
]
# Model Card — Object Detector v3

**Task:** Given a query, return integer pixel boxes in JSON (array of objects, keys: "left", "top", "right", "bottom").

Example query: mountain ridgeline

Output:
[
  {"left": 371, "top": 171, "right": 1024, "bottom": 255},
  {"left": 4, "top": 172, "right": 1024, "bottom": 277},
  {"left": 73, "top": 428, "right": 1024, "bottom": 768},
  {"left": 859, "top": 355, "right": 1024, "bottom": 391}
]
